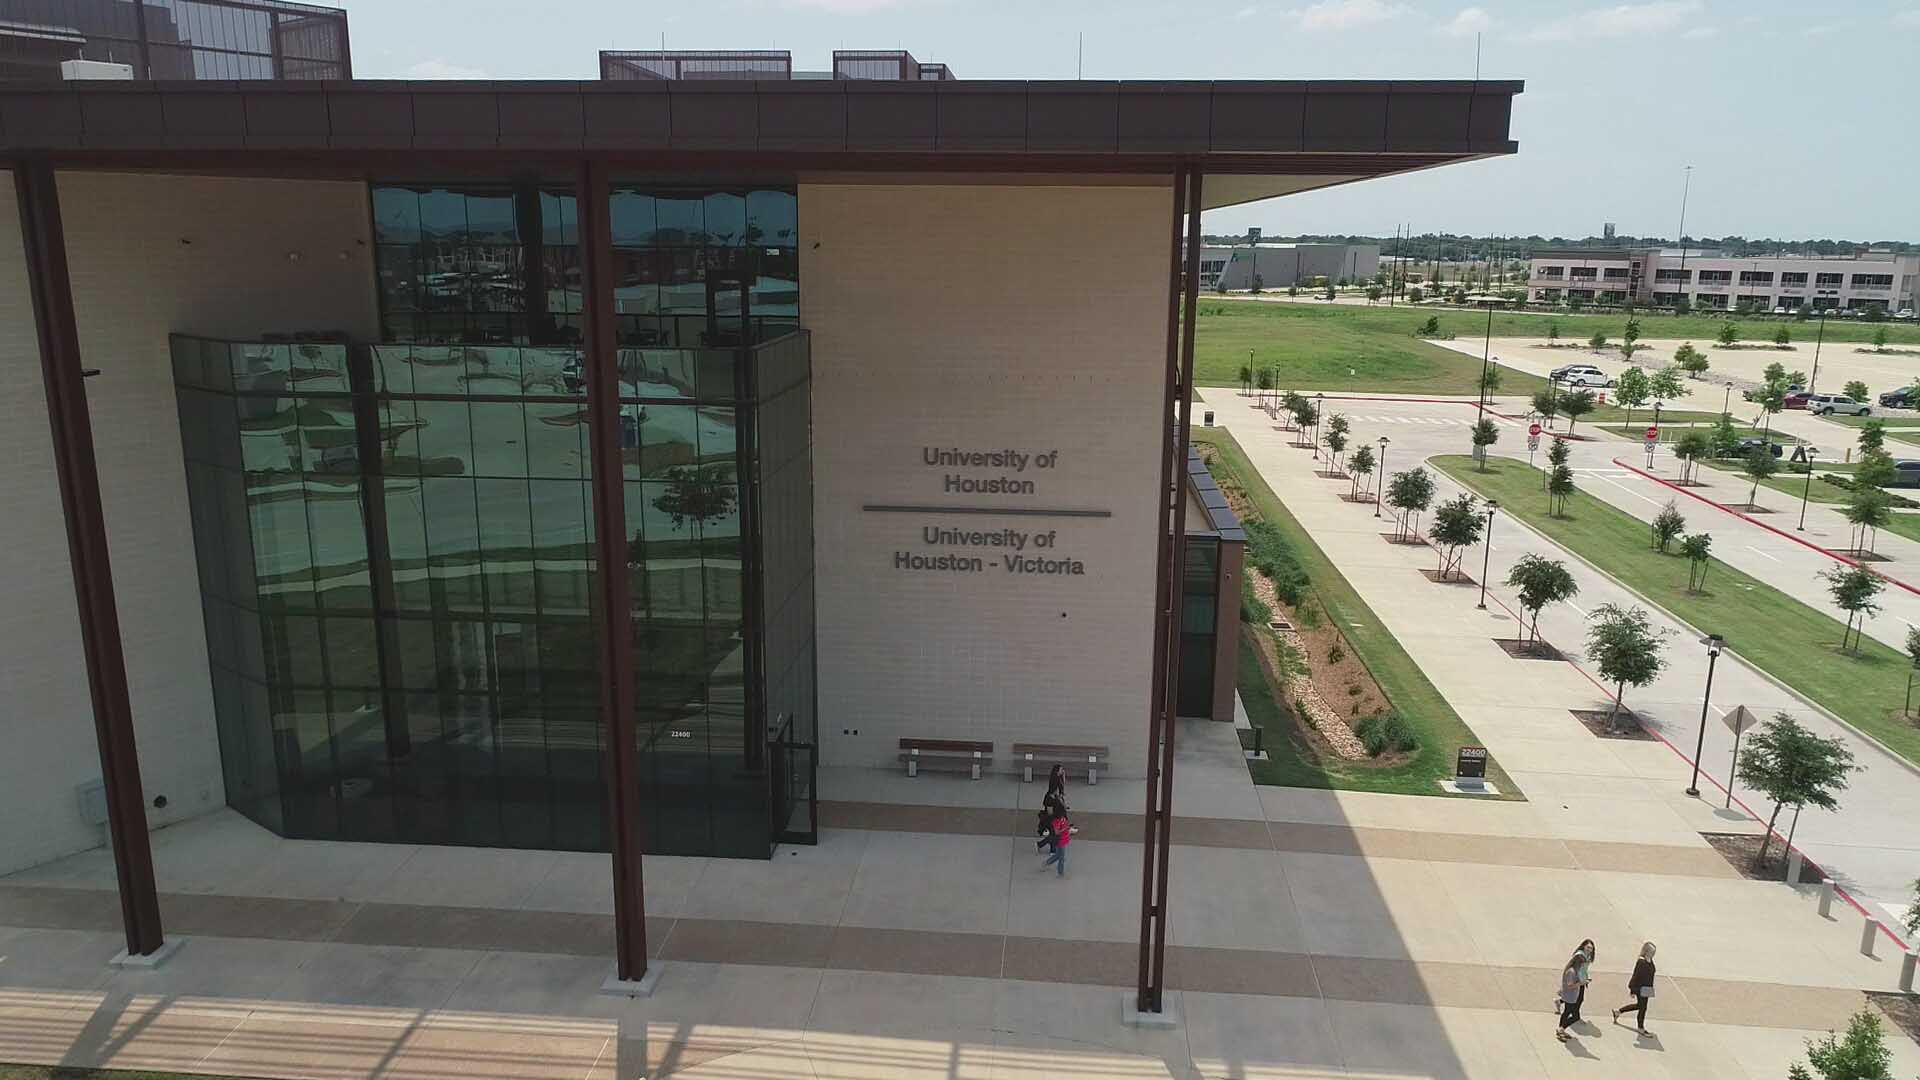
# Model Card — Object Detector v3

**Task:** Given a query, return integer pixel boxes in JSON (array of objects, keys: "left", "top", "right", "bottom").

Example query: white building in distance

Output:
[{"left": 1526, "top": 247, "right": 1919, "bottom": 313}]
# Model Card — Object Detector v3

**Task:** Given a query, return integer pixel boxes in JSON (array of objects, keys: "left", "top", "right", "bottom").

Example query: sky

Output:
[{"left": 349, "top": 0, "right": 1920, "bottom": 242}]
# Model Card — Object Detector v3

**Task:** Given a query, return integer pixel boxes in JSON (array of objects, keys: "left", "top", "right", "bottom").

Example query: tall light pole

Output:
[
  {"left": 1374, "top": 436, "right": 1390, "bottom": 518},
  {"left": 1477, "top": 500, "right": 1499, "bottom": 609},
  {"left": 1477, "top": 299, "right": 1496, "bottom": 417},
  {"left": 1807, "top": 310, "right": 1827, "bottom": 395},
  {"left": 1676, "top": 165, "right": 1693, "bottom": 284},
  {"left": 1798, "top": 448, "right": 1817, "bottom": 531},
  {"left": 1314, "top": 392, "right": 1326, "bottom": 461},
  {"left": 1687, "top": 633, "right": 1724, "bottom": 797},
  {"left": 1721, "top": 380, "right": 1734, "bottom": 419}
]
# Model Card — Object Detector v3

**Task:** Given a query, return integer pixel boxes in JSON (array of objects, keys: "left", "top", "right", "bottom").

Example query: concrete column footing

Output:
[
  {"left": 109, "top": 938, "right": 184, "bottom": 969},
  {"left": 601, "top": 963, "right": 664, "bottom": 998},
  {"left": 1121, "top": 992, "right": 1181, "bottom": 1029}
]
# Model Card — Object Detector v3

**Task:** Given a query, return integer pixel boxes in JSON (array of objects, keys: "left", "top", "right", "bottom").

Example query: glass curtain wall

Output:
[
  {"left": 173, "top": 180, "right": 810, "bottom": 858},
  {"left": 1177, "top": 538, "right": 1220, "bottom": 718}
]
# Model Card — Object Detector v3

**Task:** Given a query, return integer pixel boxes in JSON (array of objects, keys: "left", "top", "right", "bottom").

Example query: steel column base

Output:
[
  {"left": 601, "top": 964, "right": 663, "bottom": 998},
  {"left": 109, "top": 938, "right": 185, "bottom": 969},
  {"left": 1121, "top": 992, "right": 1181, "bottom": 1029}
]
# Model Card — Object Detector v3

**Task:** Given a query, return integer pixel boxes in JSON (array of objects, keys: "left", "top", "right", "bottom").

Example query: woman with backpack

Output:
[{"left": 1554, "top": 949, "right": 1586, "bottom": 1042}]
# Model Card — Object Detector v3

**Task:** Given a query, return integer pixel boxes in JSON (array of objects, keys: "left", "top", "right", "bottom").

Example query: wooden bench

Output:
[
  {"left": 898, "top": 738, "right": 993, "bottom": 780},
  {"left": 1011, "top": 743, "right": 1111, "bottom": 785}
]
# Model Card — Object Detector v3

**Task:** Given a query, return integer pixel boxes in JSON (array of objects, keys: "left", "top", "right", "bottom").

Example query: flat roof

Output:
[{"left": 0, "top": 78, "right": 1521, "bottom": 209}]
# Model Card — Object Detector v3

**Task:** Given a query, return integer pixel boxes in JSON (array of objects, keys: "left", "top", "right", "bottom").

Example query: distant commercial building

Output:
[
  {"left": 0, "top": 0, "right": 350, "bottom": 81},
  {"left": 1526, "top": 248, "right": 1920, "bottom": 313},
  {"left": 1198, "top": 242, "right": 1380, "bottom": 291}
]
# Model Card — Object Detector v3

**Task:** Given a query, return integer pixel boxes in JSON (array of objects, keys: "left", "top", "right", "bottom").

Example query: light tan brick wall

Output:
[
  {"left": 0, "top": 171, "right": 376, "bottom": 873},
  {"left": 801, "top": 182, "right": 1171, "bottom": 776}
]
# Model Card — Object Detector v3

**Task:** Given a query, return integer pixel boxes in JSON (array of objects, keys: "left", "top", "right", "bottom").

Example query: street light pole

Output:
[
  {"left": 1687, "top": 634, "right": 1724, "bottom": 797},
  {"left": 1477, "top": 500, "right": 1499, "bottom": 609},
  {"left": 1374, "top": 436, "right": 1390, "bottom": 518},
  {"left": 1798, "top": 449, "right": 1817, "bottom": 531},
  {"left": 1648, "top": 401, "right": 1663, "bottom": 466},
  {"left": 1807, "top": 311, "right": 1827, "bottom": 395},
  {"left": 1313, "top": 392, "right": 1325, "bottom": 461},
  {"left": 1478, "top": 301, "right": 1495, "bottom": 417}
]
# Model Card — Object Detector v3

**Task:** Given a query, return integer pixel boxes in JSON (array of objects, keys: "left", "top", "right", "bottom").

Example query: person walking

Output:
[
  {"left": 1567, "top": 939, "right": 1595, "bottom": 1025},
  {"left": 1554, "top": 951, "right": 1584, "bottom": 1042},
  {"left": 1612, "top": 942, "right": 1658, "bottom": 1035},
  {"left": 1044, "top": 763, "right": 1080, "bottom": 835},
  {"left": 1040, "top": 807, "right": 1071, "bottom": 877}
]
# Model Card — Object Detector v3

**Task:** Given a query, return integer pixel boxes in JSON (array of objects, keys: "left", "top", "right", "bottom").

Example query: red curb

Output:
[{"left": 1608, "top": 456, "right": 1920, "bottom": 599}]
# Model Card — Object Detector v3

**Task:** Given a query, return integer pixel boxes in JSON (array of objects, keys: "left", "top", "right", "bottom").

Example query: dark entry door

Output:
[
  {"left": 704, "top": 272, "right": 750, "bottom": 347},
  {"left": 769, "top": 714, "right": 817, "bottom": 846}
]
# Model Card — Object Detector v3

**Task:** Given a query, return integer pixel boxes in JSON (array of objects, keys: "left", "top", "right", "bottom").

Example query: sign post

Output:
[
  {"left": 1644, "top": 426, "right": 1659, "bottom": 466},
  {"left": 1527, "top": 423, "right": 1542, "bottom": 468},
  {"left": 1723, "top": 705, "right": 1758, "bottom": 808},
  {"left": 1453, "top": 746, "right": 1490, "bottom": 792}
]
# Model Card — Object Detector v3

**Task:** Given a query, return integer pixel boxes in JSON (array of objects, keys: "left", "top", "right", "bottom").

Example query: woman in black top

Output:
[{"left": 1612, "top": 941, "right": 1657, "bottom": 1034}]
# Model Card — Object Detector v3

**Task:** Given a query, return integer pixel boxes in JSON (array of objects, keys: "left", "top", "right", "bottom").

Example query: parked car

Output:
[
  {"left": 1806, "top": 394, "right": 1871, "bottom": 417},
  {"left": 1555, "top": 365, "right": 1611, "bottom": 388},
  {"left": 1782, "top": 391, "right": 1812, "bottom": 410},
  {"left": 1889, "top": 460, "right": 1920, "bottom": 488},
  {"left": 1879, "top": 386, "right": 1917, "bottom": 409},
  {"left": 1897, "top": 309, "right": 1917, "bottom": 320},
  {"left": 1721, "top": 437, "right": 1785, "bottom": 459}
]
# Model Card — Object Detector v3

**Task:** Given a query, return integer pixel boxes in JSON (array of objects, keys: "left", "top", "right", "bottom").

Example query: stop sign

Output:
[
  {"left": 1528, "top": 422, "right": 1542, "bottom": 436},
  {"left": 1646, "top": 426, "right": 1659, "bottom": 441}
]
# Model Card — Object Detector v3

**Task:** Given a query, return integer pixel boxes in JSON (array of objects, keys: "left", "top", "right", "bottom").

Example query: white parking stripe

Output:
[{"left": 1746, "top": 545, "right": 1783, "bottom": 563}]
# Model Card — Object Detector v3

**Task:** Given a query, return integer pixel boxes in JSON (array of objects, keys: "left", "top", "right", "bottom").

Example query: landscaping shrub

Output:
[
  {"left": 1242, "top": 518, "right": 1311, "bottom": 605},
  {"left": 1240, "top": 573, "right": 1272, "bottom": 626},
  {"left": 1355, "top": 711, "right": 1419, "bottom": 756},
  {"left": 1821, "top": 474, "right": 1920, "bottom": 510}
]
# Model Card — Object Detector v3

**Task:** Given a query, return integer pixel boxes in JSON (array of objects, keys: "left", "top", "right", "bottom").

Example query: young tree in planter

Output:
[
  {"left": 1844, "top": 379, "right": 1871, "bottom": 404},
  {"left": 1710, "top": 410, "right": 1743, "bottom": 459},
  {"left": 1559, "top": 388, "right": 1597, "bottom": 435},
  {"left": 1588, "top": 330, "right": 1609, "bottom": 351},
  {"left": 1857, "top": 419, "right": 1886, "bottom": 456},
  {"left": 1325, "top": 426, "right": 1349, "bottom": 473},
  {"left": 1738, "top": 712, "right": 1857, "bottom": 868},
  {"left": 1905, "top": 625, "right": 1920, "bottom": 718},
  {"left": 1843, "top": 486, "right": 1891, "bottom": 556},
  {"left": 1823, "top": 563, "right": 1884, "bottom": 653},
  {"left": 1429, "top": 493, "right": 1484, "bottom": 581},
  {"left": 1347, "top": 443, "right": 1375, "bottom": 499},
  {"left": 1774, "top": 324, "right": 1791, "bottom": 346},
  {"left": 1385, "top": 467, "right": 1436, "bottom": 542},
  {"left": 1256, "top": 367, "right": 1275, "bottom": 392},
  {"left": 1544, "top": 435, "right": 1572, "bottom": 492},
  {"left": 1740, "top": 446, "right": 1779, "bottom": 506},
  {"left": 1763, "top": 361, "right": 1788, "bottom": 386},
  {"left": 1623, "top": 316, "right": 1642, "bottom": 356},
  {"left": 1506, "top": 553, "right": 1578, "bottom": 653},
  {"left": 1857, "top": 448, "right": 1897, "bottom": 491},
  {"left": 1682, "top": 531, "right": 1714, "bottom": 592},
  {"left": 1295, "top": 401, "right": 1320, "bottom": 437},
  {"left": 1479, "top": 363, "right": 1503, "bottom": 397},
  {"left": 1238, "top": 364, "right": 1254, "bottom": 393},
  {"left": 1871, "top": 323, "right": 1890, "bottom": 350},
  {"left": 1717, "top": 320, "right": 1739, "bottom": 347},
  {"left": 1546, "top": 321, "right": 1561, "bottom": 344},
  {"left": 1674, "top": 430, "right": 1712, "bottom": 484},
  {"left": 1674, "top": 341, "right": 1711, "bottom": 378},
  {"left": 1648, "top": 365, "right": 1689, "bottom": 404},
  {"left": 1787, "top": 1007, "right": 1897, "bottom": 1080},
  {"left": 1584, "top": 603, "right": 1670, "bottom": 733},
  {"left": 1470, "top": 417, "right": 1500, "bottom": 468},
  {"left": 1323, "top": 282, "right": 1337, "bottom": 301},
  {"left": 1366, "top": 285, "right": 1383, "bottom": 303},
  {"left": 1612, "top": 366, "right": 1650, "bottom": 428},
  {"left": 1418, "top": 315, "right": 1441, "bottom": 337},
  {"left": 1281, "top": 390, "right": 1308, "bottom": 429},
  {"left": 1547, "top": 463, "right": 1576, "bottom": 516},
  {"left": 1531, "top": 387, "right": 1560, "bottom": 429},
  {"left": 1651, "top": 500, "right": 1687, "bottom": 553}
]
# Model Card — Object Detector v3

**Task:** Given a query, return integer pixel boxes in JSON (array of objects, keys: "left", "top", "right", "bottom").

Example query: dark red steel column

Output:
[
  {"left": 13, "top": 161, "right": 164, "bottom": 957},
  {"left": 578, "top": 160, "right": 649, "bottom": 980},
  {"left": 1136, "top": 164, "right": 1189, "bottom": 1013}
]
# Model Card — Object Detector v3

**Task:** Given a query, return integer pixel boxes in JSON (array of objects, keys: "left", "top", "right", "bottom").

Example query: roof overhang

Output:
[{"left": 0, "top": 78, "right": 1520, "bottom": 204}]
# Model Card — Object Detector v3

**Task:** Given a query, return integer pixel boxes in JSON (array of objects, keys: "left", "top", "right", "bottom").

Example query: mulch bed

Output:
[
  {"left": 1867, "top": 992, "right": 1920, "bottom": 1046},
  {"left": 1379, "top": 534, "right": 1429, "bottom": 546},
  {"left": 1315, "top": 469, "right": 1348, "bottom": 480},
  {"left": 1730, "top": 503, "right": 1776, "bottom": 514},
  {"left": 1339, "top": 492, "right": 1376, "bottom": 504},
  {"left": 1419, "top": 568, "right": 1477, "bottom": 587},
  {"left": 1699, "top": 832, "right": 1826, "bottom": 884},
  {"left": 1495, "top": 638, "right": 1566, "bottom": 661},
  {"left": 1290, "top": 440, "right": 1316, "bottom": 449},
  {"left": 1845, "top": 550, "right": 1894, "bottom": 563},
  {"left": 1569, "top": 708, "right": 1658, "bottom": 741}
]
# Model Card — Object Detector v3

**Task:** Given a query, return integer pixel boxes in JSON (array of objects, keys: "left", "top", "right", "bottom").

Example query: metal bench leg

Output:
[
  {"left": 1022, "top": 754, "right": 1033, "bottom": 784},
  {"left": 907, "top": 752, "right": 918, "bottom": 778},
  {"left": 970, "top": 753, "right": 982, "bottom": 781},
  {"left": 1087, "top": 764, "right": 1099, "bottom": 785}
]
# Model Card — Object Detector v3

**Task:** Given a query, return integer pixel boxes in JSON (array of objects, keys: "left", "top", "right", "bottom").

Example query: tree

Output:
[
  {"left": 1584, "top": 603, "right": 1670, "bottom": 732},
  {"left": 1588, "top": 330, "right": 1609, "bottom": 351},
  {"left": 1787, "top": 1007, "right": 1896, "bottom": 1080},
  {"left": 1906, "top": 626, "right": 1920, "bottom": 718},
  {"left": 1479, "top": 363, "right": 1503, "bottom": 396},
  {"left": 1623, "top": 316, "right": 1642, "bottom": 355},
  {"left": 1754, "top": 380, "right": 1787, "bottom": 436},
  {"left": 1682, "top": 531, "right": 1713, "bottom": 592},
  {"left": 1418, "top": 315, "right": 1441, "bottom": 337},
  {"left": 1858, "top": 448, "right": 1896, "bottom": 491},
  {"left": 1648, "top": 366, "right": 1688, "bottom": 404},
  {"left": 1407, "top": 285, "right": 1423, "bottom": 303},
  {"left": 1429, "top": 493, "right": 1484, "bottom": 581},
  {"left": 1845, "top": 380, "right": 1871, "bottom": 404},
  {"left": 1559, "top": 388, "right": 1596, "bottom": 435},
  {"left": 1324, "top": 282, "right": 1336, "bottom": 301},
  {"left": 1717, "top": 321, "right": 1739, "bottom": 347},
  {"left": 1674, "top": 430, "right": 1711, "bottom": 483},
  {"left": 1238, "top": 364, "right": 1254, "bottom": 393},
  {"left": 1250, "top": 274, "right": 1265, "bottom": 294},
  {"left": 1710, "top": 410, "right": 1743, "bottom": 458},
  {"left": 1774, "top": 324, "right": 1792, "bottom": 346},
  {"left": 1531, "top": 388, "right": 1560, "bottom": 428},
  {"left": 1823, "top": 564, "right": 1884, "bottom": 653},
  {"left": 651, "top": 463, "right": 739, "bottom": 531},
  {"left": 1470, "top": 417, "right": 1500, "bottom": 468},
  {"left": 1674, "top": 342, "right": 1710, "bottom": 378},
  {"left": 1347, "top": 442, "right": 1375, "bottom": 498},
  {"left": 1740, "top": 446, "right": 1779, "bottom": 506},
  {"left": 1872, "top": 324, "right": 1890, "bottom": 350},
  {"left": 1612, "top": 366, "right": 1650, "bottom": 428},
  {"left": 1738, "top": 713, "right": 1858, "bottom": 868},
  {"left": 1671, "top": 293, "right": 1691, "bottom": 314},
  {"left": 1547, "top": 463, "right": 1576, "bottom": 516},
  {"left": 1546, "top": 321, "right": 1560, "bottom": 343},
  {"left": 1281, "top": 390, "right": 1308, "bottom": 428},
  {"left": 1256, "top": 367, "right": 1274, "bottom": 391},
  {"left": 1651, "top": 501, "right": 1686, "bottom": 553},
  {"left": 1789, "top": 368, "right": 1809, "bottom": 388},
  {"left": 1506, "top": 554, "right": 1578, "bottom": 652},
  {"left": 1858, "top": 418, "right": 1886, "bottom": 456},
  {"left": 1325, "top": 426, "right": 1349, "bottom": 471},
  {"left": 1366, "top": 285, "right": 1383, "bottom": 303},
  {"left": 1385, "top": 467, "right": 1435, "bottom": 542},
  {"left": 1763, "top": 361, "right": 1788, "bottom": 386}
]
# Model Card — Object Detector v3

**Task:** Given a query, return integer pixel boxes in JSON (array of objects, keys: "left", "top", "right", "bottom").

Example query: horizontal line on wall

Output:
[{"left": 862, "top": 504, "right": 1112, "bottom": 518}]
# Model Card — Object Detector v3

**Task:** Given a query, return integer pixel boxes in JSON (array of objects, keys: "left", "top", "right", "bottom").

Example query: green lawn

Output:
[
  {"left": 1582, "top": 407, "right": 1734, "bottom": 426},
  {"left": 1432, "top": 454, "right": 1920, "bottom": 768},
  {"left": 1818, "top": 414, "right": 1920, "bottom": 429},
  {"left": 1195, "top": 429, "right": 1518, "bottom": 797},
  {"left": 1695, "top": 460, "right": 1850, "bottom": 505},
  {"left": 1194, "top": 301, "right": 1547, "bottom": 395},
  {"left": 1211, "top": 298, "right": 1920, "bottom": 348}
]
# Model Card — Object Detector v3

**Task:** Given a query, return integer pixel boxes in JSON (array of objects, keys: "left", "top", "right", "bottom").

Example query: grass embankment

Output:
[
  {"left": 1212, "top": 298, "right": 1920, "bottom": 348},
  {"left": 1196, "top": 429, "right": 1519, "bottom": 797},
  {"left": 1194, "top": 301, "right": 1547, "bottom": 395},
  {"left": 1433, "top": 455, "right": 1920, "bottom": 768},
  {"left": 1696, "top": 459, "right": 1863, "bottom": 506}
]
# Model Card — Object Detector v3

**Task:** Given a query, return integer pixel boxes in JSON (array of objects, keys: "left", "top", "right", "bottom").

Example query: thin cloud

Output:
[
  {"left": 779, "top": 0, "right": 921, "bottom": 11},
  {"left": 1234, "top": 4, "right": 1259, "bottom": 17},
  {"left": 1681, "top": 25, "right": 1718, "bottom": 38},
  {"left": 1441, "top": 6, "right": 1492, "bottom": 37},
  {"left": 1803, "top": 23, "right": 1837, "bottom": 36},
  {"left": 402, "top": 59, "right": 490, "bottom": 79},
  {"left": 1284, "top": 0, "right": 1410, "bottom": 31},
  {"left": 1897, "top": 7, "right": 1920, "bottom": 26},
  {"left": 1519, "top": 1, "right": 1702, "bottom": 42}
]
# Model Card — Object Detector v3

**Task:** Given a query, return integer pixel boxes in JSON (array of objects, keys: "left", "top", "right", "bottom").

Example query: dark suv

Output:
[{"left": 1879, "top": 386, "right": 1917, "bottom": 409}]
